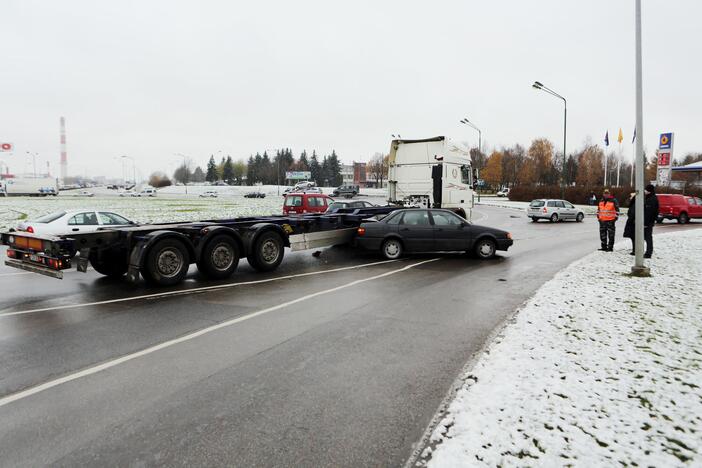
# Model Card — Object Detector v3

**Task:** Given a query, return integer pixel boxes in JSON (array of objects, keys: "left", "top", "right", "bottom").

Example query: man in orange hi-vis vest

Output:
[{"left": 597, "top": 189, "right": 620, "bottom": 251}]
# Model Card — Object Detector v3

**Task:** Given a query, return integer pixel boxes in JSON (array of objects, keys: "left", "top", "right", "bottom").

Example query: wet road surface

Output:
[{"left": 0, "top": 207, "right": 697, "bottom": 466}]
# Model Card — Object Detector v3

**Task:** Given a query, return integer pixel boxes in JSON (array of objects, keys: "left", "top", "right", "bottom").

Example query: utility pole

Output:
[{"left": 631, "top": 0, "right": 649, "bottom": 277}]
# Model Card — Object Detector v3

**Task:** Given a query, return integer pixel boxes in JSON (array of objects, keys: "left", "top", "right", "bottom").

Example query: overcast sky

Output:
[{"left": 2, "top": 0, "right": 701, "bottom": 179}]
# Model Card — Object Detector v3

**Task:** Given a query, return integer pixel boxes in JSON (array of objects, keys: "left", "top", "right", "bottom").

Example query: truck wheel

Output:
[
  {"left": 381, "top": 238, "right": 403, "bottom": 259},
  {"left": 247, "top": 231, "right": 284, "bottom": 272},
  {"left": 143, "top": 238, "right": 190, "bottom": 286},
  {"left": 678, "top": 212, "right": 689, "bottom": 224},
  {"left": 197, "top": 235, "right": 240, "bottom": 279},
  {"left": 474, "top": 238, "right": 496, "bottom": 259},
  {"left": 89, "top": 249, "right": 128, "bottom": 278}
]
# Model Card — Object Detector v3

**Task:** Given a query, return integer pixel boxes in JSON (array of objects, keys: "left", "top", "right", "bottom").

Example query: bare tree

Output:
[{"left": 367, "top": 152, "right": 388, "bottom": 188}]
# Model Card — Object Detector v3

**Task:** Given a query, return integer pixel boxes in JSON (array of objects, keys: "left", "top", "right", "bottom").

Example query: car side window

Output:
[
  {"left": 99, "top": 212, "right": 131, "bottom": 225},
  {"left": 546, "top": 201, "right": 557, "bottom": 207},
  {"left": 686, "top": 197, "right": 695, "bottom": 205},
  {"left": 564, "top": 202, "right": 575, "bottom": 208},
  {"left": 554, "top": 201, "right": 565, "bottom": 208},
  {"left": 68, "top": 212, "right": 98, "bottom": 225},
  {"left": 401, "top": 211, "right": 430, "bottom": 226},
  {"left": 285, "top": 196, "right": 302, "bottom": 207},
  {"left": 431, "top": 211, "right": 463, "bottom": 226},
  {"left": 696, "top": 198, "right": 702, "bottom": 206},
  {"left": 385, "top": 213, "right": 401, "bottom": 224}
]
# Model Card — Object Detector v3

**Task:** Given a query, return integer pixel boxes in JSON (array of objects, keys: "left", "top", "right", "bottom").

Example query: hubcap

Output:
[
  {"left": 211, "top": 243, "right": 234, "bottom": 270},
  {"left": 261, "top": 239, "right": 279, "bottom": 263},
  {"left": 157, "top": 248, "right": 183, "bottom": 277},
  {"left": 385, "top": 241, "right": 400, "bottom": 257},
  {"left": 479, "top": 242, "right": 494, "bottom": 257}
]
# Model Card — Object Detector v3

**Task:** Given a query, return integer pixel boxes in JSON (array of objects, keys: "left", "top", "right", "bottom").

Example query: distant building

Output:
[
  {"left": 341, "top": 164, "right": 354, "bottom": 185},
  {"left": 353, "top": 162, "right": 367, "bottom": 187}
]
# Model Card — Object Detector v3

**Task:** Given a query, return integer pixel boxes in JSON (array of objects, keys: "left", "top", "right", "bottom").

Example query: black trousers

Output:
[
  {"left": 599, "top": 220, "right": 616, "bottom": 249},
  {"left": 631, "top": 226, "right": 654, "bottom": 254}
]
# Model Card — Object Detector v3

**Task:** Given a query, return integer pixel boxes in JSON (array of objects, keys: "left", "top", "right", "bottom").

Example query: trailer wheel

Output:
[
  {"left": 197, "top": 235, "right": 240, "bottom": 279},
  {"left": 247, "top": 231, "right": 284, "bottom": 272},
  {"left": 143, "top": 238, "right": 190, "bottom": 286},
  {"left": 89, "top": 249, "right": 128, "bottom": 278}
]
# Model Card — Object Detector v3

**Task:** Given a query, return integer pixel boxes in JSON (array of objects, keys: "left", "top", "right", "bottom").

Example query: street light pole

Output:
[
  {"left": 122, "top": 155, "right": 136, "bottom": 185},
  {"left": 632, "top": 0, "right": 649, "bottom": 276},
  {"left": 460, "top": 118, "right": 482, "bottom": 201},
  {"left": 532, "top": 81, "right": 567, "bottom": 199}
]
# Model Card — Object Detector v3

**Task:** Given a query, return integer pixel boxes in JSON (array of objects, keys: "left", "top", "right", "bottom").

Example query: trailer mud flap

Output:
[{"left": 76, "top": 248, "right": 90, "bottom": 273}]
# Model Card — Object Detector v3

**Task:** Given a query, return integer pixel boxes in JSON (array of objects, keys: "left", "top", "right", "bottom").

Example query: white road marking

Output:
[
  {"left": 0, "top": 259, "right": 398, "bottom": 318},
  {"left": 0, "top": 257, "right": 439, "bottom": 408}
]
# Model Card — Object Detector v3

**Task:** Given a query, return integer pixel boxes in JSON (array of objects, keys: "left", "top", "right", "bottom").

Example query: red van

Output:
[
  {"left": 283, "top": 193, "right": 333, "bottom": 215},
  {"left": 657, "top": 194, "right": 702, "bottom": 224}
]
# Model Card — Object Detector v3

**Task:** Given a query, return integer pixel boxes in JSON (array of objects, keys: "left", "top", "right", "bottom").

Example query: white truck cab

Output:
[{"left": 387, "top": 136, "right": 475, "bottom": 219}]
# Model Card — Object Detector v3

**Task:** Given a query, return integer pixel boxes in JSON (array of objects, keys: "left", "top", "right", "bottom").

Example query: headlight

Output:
[{"left": 506, "top": 232, "right": 512, "bottom": 239}]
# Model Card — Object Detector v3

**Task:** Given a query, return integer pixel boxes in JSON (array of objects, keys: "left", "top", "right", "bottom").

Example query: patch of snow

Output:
[{"left": 423, "top": 229, "right": 702, "bottom": 467}]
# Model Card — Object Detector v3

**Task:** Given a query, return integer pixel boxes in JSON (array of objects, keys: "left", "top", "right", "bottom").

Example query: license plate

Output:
[{"left": 30, "top": 254, "right": 40, "bottom": 262}]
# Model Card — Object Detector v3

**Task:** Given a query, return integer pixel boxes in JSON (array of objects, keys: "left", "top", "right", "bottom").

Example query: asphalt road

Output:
[{"left": 0, "top": 207, "right": 696, "bottom": 467}]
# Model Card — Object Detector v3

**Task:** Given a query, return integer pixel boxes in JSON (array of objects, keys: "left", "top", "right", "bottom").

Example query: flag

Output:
[
  {"left": 631, "top": 127, "right": 636, "bottom": 143},
  {"left": 618, "top": 128, "right": 623, "bottom": 144},
  {"left": 604, "top": 131, "right": 609, "bottom": 146}
]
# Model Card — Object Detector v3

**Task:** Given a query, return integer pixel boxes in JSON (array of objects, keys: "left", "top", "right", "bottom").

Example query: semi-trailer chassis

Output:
[{"left": 1, "top": 207, "right": 398, "bottom": 287}]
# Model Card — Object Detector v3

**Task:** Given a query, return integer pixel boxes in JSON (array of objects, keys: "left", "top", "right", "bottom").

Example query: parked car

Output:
[
  {"left": 199, "top": 190, "right": 219, "bottom": 198},
  {"left": 137, "top": 187, "right": 157, "bottom": 197},
  {"left": 283, "top": 193, "right": 332, "bottom": 214},
  {"left": 118, "top": 189, "right": 136, "bottom": 197},
  {"left": 244, "top": 191, "right": 266, "bottom": 198},
  {"left": 16, "top": 210, "right": 135, "bottom": 235},
  {"left": 496, "top": 188, "right": 510, "bottom": 197},
  {"left": 326, "top": 200, "right": 377, "bottom": 213},
  {"left": 331, "top": 185, "right": 359, "bottom": 198},
  {"left": 527, "top": 199, "right": 585, "bottom": 223},
  {"left": 76, "top": 190, "right": 94, "bottom": 197},
  {"left": 356, "top": 208, "right": 513, "bottom": 260},
  {"left": 657, "top": 194, "right": 702, "bottom": 224}
]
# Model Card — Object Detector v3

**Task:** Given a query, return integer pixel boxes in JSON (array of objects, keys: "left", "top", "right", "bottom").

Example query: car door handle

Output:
[
  {"left": 72, "top": 228, "right": 79, "bottom": 232},
  {"left": 401, "top": 228, "right": 410, "bottom": 231}
]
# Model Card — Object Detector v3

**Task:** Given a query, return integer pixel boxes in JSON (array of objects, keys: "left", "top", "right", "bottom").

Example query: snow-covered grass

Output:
[{"left": 422, "top": 229, "right": 702, "bottom": 467}]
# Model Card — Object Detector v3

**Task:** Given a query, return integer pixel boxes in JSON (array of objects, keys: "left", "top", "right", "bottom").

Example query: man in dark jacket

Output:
[{"left": 623, "top": 184, "right": 659, "bottom": 258}]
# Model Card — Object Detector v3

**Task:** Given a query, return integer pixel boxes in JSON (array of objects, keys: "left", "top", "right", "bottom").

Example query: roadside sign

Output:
[
  {"left": 285, "top": 171, "right": 311, "bottom": 180},
  {"left": 656, "top": 132, "right": 674, "bottom": 186},
  {"left": 0, "top": 143, "right": 13, "bottom": 152}
]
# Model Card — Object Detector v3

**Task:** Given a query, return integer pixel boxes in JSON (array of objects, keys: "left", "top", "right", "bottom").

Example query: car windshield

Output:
[
  {"left": 529, "top": 200, "right": 545, "bottom": 208},
  {"left": 328, "top": 202, "right": 347, "bottom": 210},
  {"left": 32, "top": 211, "right": 66, "bottom": 223}
]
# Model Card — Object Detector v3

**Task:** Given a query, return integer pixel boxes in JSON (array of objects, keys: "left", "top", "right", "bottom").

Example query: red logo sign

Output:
[
  {"left": 658, "top": 152, "right": 670, "bottom": 166},
  {"left": 0, "top": 143, "right": 12, "bottom": 152}
]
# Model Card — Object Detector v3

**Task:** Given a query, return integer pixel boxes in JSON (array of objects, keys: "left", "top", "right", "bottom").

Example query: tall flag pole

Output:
[
  {"left": 631, "top": 127, "right": 636, "bottom": 185},
  {"left": 604, "top": 131, "right": 610, "bottom": 186},
  {"left": 617, "top": 128, "right": 624, "bottom": 186}
]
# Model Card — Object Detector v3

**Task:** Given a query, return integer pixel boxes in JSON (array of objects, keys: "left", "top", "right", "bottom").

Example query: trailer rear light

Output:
[
  {"left": 7, "top": 249, "right": 16, "bottom": 258},
  {"left": 357, "top": 227, "right": 366, "bottom": 236},
  {"left": 27, "top": 226, "right": 34, "bottom": 233}
]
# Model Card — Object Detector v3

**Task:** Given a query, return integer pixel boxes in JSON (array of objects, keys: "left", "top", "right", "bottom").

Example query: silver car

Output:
[{"left": 527, "top": 199, "right": 585, "bottom": 223}]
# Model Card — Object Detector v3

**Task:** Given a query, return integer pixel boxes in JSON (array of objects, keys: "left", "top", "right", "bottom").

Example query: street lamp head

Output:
[
  {"left": 532, "top": 83, "right": 542, "bottom": 90},
  {"left": 534, "top": 81, "right": 544, "bottom": 88}
]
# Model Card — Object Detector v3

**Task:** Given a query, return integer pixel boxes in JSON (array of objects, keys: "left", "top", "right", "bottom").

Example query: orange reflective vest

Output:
[{"left": 597, "top": 199, "right": 618, "bottom": 221}]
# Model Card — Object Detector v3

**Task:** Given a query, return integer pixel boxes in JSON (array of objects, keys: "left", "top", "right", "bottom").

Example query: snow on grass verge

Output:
[{"left": 421, "top": 229, "right": 702, "bottom": 467}]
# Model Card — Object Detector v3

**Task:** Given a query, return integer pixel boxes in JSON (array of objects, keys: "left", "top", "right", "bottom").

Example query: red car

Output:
[
  {"left": 282, "top": 193, "right": 333, "bottom": 215},
  {"left": 657, "top": 194, "right": 702, "bottom": 224}
]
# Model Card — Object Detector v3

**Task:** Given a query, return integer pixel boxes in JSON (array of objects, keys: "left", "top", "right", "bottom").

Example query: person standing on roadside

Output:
[
  {"left": 623, "top": 185, "right": 659, "bottom": 258},
  {"left": 589, "top": 191, "right": 597, "bottom": 206},
  {"left": 597, "top": 189, "right": 620, "bottom": 251}
]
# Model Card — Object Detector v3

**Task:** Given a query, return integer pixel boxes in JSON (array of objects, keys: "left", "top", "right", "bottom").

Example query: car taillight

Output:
[
  {"left": 506, "top": 232, "right": 512, "bottom": 239},
  {"left": 357, "top": 227, "right": 366, "bottom": 236},
  {"left": 543, "top": 207, "right": 547, "bottom": 213},
  {"left": 27, "top": 226, "right": 34, "bottom": 233}
]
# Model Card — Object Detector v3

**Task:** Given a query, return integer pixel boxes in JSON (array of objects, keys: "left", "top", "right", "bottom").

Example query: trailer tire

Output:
[
  {"left": 89, "top": 250, "right": 128, "bottom": 278},
  {"left": 143, "top": 238, "right": 190, "bottom": 286},
  {"left": 247, "top": 231, "right": 285, "bottom": 272},
  {"left": 197, "top": 235, "right": 240, "bottom": 279}
]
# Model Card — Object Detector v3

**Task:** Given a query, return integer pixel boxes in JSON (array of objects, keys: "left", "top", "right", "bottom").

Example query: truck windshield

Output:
[{"left": 461, "top": 166, "right": 472, "bottom": 185}]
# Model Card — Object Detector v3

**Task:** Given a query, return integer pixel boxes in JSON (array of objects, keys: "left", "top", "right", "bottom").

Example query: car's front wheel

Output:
[
  {"left": 531, "top": 217, "right": 538, "bottom": 222},
  {"left": 473, "top": 238, "right": 496, "bottom": 259},
  {"left": 381, "top": 238, "right": 403, "bottom": 260}
]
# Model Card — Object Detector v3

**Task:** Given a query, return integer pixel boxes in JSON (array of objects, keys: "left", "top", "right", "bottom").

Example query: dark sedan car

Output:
[
  {"left": 326, "top": 200, "right": 377, "bottom": 213},
  {"left": 356, "top": 208, "right": 513, "bottom": 260}
]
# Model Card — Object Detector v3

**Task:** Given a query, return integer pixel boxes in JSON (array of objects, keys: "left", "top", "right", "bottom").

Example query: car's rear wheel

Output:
[
  {"left": 381, "top": 238, "right": 403, "bottom": 260},
  {"left": 550, "top": 213, "right": 559, "bottom": 223},
  {"left": 576, "top": 212, "right": 584, "bottom": 223},
  {"left": 678, "top": 212, "right": 689, "bottom": 224},
  {"left": 143, "top": 238, "right": 190, "bottom": 286},
  {"left": 474, "top": 238, "right": 496, "bottom": 259},
  {"left": 531, "top": 217, "right": 538, "bottom": 222},
  {"left": 197, "top": 235, "right": 240, "bottom": 279}
]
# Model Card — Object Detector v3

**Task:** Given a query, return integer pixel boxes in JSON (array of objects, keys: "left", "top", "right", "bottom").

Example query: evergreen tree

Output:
[
  {"left": 246, "top": 155, "right": 256, "bottom": 185},
  {"left": 206, "top": 156, "right": 218, "bottom": 182},
  {"left": 222, "top": 156, "right": 235, "bottom": 183},
  {"left": 192, "top": 166, "right": 206, "bottom": 183},
  {"left": 327, "top": 150, "right": 342, "bottom": 186},
  {"left": 298, "top": 150, "right": 309, "bottom": 171},
  {"left": 310, "top": 151, "right": 321, "bottom": 185},
  {"left": 321, "top": 156, "right": 330, "bottom": 186},
  {"left": 261, "top": 151, "right": 273, "bottom": 184}
]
